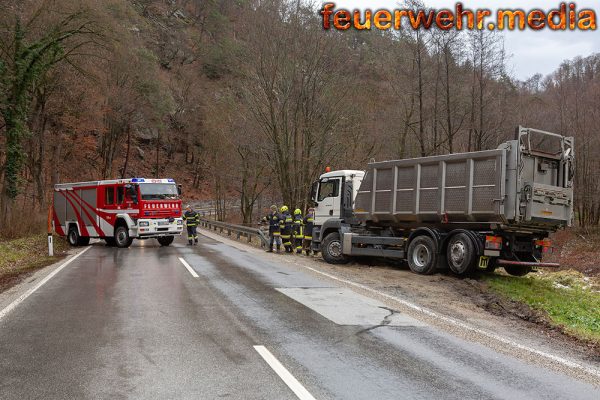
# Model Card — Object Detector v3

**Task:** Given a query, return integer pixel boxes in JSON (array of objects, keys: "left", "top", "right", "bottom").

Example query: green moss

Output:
[{"left": 483, "top": 272, "right": 600, "bottom": 342}]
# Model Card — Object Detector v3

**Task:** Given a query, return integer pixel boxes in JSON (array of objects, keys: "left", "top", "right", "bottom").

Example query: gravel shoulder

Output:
[{"left": 199, "top": 227, "right": 600, "bottom": 386}]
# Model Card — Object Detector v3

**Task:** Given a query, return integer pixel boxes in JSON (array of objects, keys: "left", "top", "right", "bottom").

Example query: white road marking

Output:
[
  {"left": 0, "top": 246, "right": 91, "bottom": 321},
  {"left": 178, "top": 257, "right": 199, "bottom": 278},
  {"left": 254, "top": 345, "right": 317, "bottom": 400}
]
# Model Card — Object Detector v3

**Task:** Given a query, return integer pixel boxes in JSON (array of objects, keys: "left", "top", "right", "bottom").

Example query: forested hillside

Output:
[{"left": 1, "top": 0, "right": 599, "bottom": 233}]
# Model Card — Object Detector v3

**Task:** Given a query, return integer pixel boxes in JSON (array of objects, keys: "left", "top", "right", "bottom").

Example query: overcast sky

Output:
[{"left": 330, "top": 1, "right": 600, "bottom": 80}]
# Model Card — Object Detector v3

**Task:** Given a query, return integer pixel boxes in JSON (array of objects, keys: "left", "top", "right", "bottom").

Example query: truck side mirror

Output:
[{"left": 177, "top": 184, "right": 183, "bottom": 196}]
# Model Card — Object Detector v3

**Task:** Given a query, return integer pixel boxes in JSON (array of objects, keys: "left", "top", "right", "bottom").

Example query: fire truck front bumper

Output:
[{"left": 134, "top": 218, "right": 184, "bottom": 238}]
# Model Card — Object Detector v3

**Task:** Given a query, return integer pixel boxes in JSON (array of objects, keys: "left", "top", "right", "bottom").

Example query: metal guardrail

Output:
[{"left": 199, "top": 218, "right": 269, "bottom": 248}]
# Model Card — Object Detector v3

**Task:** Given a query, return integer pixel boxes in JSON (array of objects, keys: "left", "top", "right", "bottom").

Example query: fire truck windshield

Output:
[{"left": 138, "top": 183, "right": 179, "bottom": 200}]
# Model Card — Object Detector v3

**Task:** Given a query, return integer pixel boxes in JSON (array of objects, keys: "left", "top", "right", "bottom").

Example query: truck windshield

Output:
[{"left": 139, "top": 183, "right": 179, "bottom": 200}]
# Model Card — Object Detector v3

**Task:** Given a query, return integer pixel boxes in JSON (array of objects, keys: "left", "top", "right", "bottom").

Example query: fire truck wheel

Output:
[
  {"left": 157, "top": 236, "right": 174, "bottom": 246},
  {"left": 105, "top": 237, "right": 116, "bottom": 246},
  {"left": 67, "top": 226, "right": 80, "bottom": 247},
  {"left": 114, "top": 225, "right": 133, "bottom": 248}
]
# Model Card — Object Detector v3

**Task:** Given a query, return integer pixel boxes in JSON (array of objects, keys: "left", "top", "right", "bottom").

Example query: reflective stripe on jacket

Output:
[
  {"left": 262, "top": 212, "right": 281, "bottom": 234},
  {"left": 183, "top": 210, "right": 199, "bottom": 226}
]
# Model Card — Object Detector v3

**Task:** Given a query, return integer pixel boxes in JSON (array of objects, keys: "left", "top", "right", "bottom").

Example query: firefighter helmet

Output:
[
  {"left": 294, "top": 208, "right": 302, "bottom": 215},
  {"left": 280, "top": 205, "right": 289, "bottom": 213}
]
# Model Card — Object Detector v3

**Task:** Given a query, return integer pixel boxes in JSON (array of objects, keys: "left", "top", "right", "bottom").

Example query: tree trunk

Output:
[{"left": 122, "top": 124, "right": 131, "bottom": 178}]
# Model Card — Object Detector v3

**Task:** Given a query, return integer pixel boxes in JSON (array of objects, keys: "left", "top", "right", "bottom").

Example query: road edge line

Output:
[
  {"left": 253, "top": 345, "right": 317, "bottom": 400},
  {"left": 0, "top": 246, "right": 91, "bottom": 321},
  {"left": 178, "top": 257, "right": 199, "bottom": 278}
]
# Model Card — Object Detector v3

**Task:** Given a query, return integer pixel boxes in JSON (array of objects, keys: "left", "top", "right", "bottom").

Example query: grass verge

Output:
[
  {"left": 0, "top": 234, "right": 70, "bottom": 292},
  {"left": 483, "top": 270, "right": 600, "bottom": 343}
]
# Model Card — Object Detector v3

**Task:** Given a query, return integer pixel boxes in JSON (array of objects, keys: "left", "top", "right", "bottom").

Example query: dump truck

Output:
[{"left": 310, "top": 127, "right": 574, "bottom": 276}]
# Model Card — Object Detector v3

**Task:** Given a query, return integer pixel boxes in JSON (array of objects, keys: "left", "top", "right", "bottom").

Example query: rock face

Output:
[
  {"left": 136, "top": 146, "right": 145, "bottom": 159},
  {"left": 136, "top": 127, "right": 158, "bottom": 144}
]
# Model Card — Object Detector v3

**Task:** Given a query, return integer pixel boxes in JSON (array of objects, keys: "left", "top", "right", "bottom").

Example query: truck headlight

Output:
[
  {"left": 177, "top": 220, "right": 183, "bottom": 225},
  {"left": 139, "top": 221, "right": 149, "bottom": 227}
]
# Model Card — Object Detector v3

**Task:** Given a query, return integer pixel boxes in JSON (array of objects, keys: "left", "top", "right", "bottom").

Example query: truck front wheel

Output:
[
  {"left": 114, "top": 225, "right": 133, "bottom": 248},
  {"left": 157, "top": 236, "right": 174, "bottom": 246},
  {"left": 407, "top": 235, "right": 438, "bottom": 275},
  {"left": 322, "top": 232, "right": 350, "bottom": 264}
]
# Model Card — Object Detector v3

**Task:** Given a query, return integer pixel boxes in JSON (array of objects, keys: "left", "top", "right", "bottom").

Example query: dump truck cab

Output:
[{"left": 311, "top": 170, "right": 364, "bottom": 227}]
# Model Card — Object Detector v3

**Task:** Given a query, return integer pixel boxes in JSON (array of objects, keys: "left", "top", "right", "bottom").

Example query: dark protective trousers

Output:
[{"left": 187, "top": 225, "right": 198, "bottom": 243}]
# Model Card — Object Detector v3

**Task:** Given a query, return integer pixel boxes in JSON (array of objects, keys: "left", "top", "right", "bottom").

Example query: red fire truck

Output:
[{"left": 52, "top": 178, "right": 184, "bottom": 248}]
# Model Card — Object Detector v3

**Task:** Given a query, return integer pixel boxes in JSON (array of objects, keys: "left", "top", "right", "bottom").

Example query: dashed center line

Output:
[
  {"left": 178, "top": 257, "right": 199, "bottom": 278},
  {"left": 254, "top": 345, "right": 317, "bottom": 400}
]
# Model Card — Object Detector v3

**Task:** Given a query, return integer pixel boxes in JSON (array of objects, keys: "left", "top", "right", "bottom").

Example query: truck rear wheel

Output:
[
  {"left": 446, "top": 233, "right": 477, "bottom": 275},
  {"left": 114, "top": 225, "right": 133, "bottom": 248},
  {"left": 157, "top": 236, "right": 174, "bottom": 246},
  {"left": 322, "top": 232, "right": 350, "bottom": 264},
  {"left": 504, "top": 265, "right": 532, "bottom": 276},
  {"left": 67, "top": 226, "right": 80, "bottom": 247},
  {"left": 407, "top": 235, "right": 438, "bottom": 275}
]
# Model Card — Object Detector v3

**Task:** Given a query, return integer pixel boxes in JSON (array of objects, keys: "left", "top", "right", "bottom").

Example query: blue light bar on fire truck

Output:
[{"left": 131, "top": 178, "right": 146, "bottom": 183}]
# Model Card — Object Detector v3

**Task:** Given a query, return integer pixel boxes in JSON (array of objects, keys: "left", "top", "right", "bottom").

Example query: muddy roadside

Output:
[{"left": 321, "top": 258, "right": 599, "bottom": 359}]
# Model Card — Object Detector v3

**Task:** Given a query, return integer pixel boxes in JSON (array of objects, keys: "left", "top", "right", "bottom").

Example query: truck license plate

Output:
[
  {"left": 479, "top": 256, "right": 489, "bottom": 268},
  {"left": 158, "top": 221, "right": 169, "bottom": 226}
]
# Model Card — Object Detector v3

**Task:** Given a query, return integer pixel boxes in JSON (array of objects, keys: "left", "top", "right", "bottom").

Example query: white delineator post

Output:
[{"left": 48, "top": 233, "right": 54, "bottom": 257}]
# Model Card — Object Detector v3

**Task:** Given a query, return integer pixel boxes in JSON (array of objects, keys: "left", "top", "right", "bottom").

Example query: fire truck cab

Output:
[{"left": 53, "top": 178, "right": 184, "bottom": 248}]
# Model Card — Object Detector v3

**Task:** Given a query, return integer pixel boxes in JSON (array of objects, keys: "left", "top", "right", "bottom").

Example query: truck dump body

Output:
[
  {"left": 355, "top": 149, "right": 505, "bottom": 226},
  {"left": 354, "top": 128, "right": 574, "bottom": 233}
]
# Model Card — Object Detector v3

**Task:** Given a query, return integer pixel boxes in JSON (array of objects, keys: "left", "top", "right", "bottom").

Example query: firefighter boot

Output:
[
  {"left": 266, "top": 246, "right": 273, "bottom": 253},
  {"left": 188, "top": 239, "right": 193, "bottom": 245},
  {"left": 194, "top": 237, "right": 198, "bottom": 245},
  {"left": 276, "top": 245, "right": 281, "bottom": 253}
]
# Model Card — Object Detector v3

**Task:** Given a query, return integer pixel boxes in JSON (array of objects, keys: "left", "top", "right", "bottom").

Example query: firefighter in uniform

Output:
[
  {"left": 303, "top": 208, "right": 316, "bottom": 256},
  {"left": 279, "top": 205, "right": 293, "bottom": 253},
  {"left": 262, "top": 205, "right": 282, "bottom": 253},
  {"left": 293, "top": 208, "right": 304, "bottom": 254},
  {"left": 183, "top": 205, "right": 200, "bottom": 245}
]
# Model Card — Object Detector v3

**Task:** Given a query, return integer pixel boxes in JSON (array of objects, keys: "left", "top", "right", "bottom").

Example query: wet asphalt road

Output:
[{"left": 0, "top": 234, "right": 598, "bottom": 399}]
